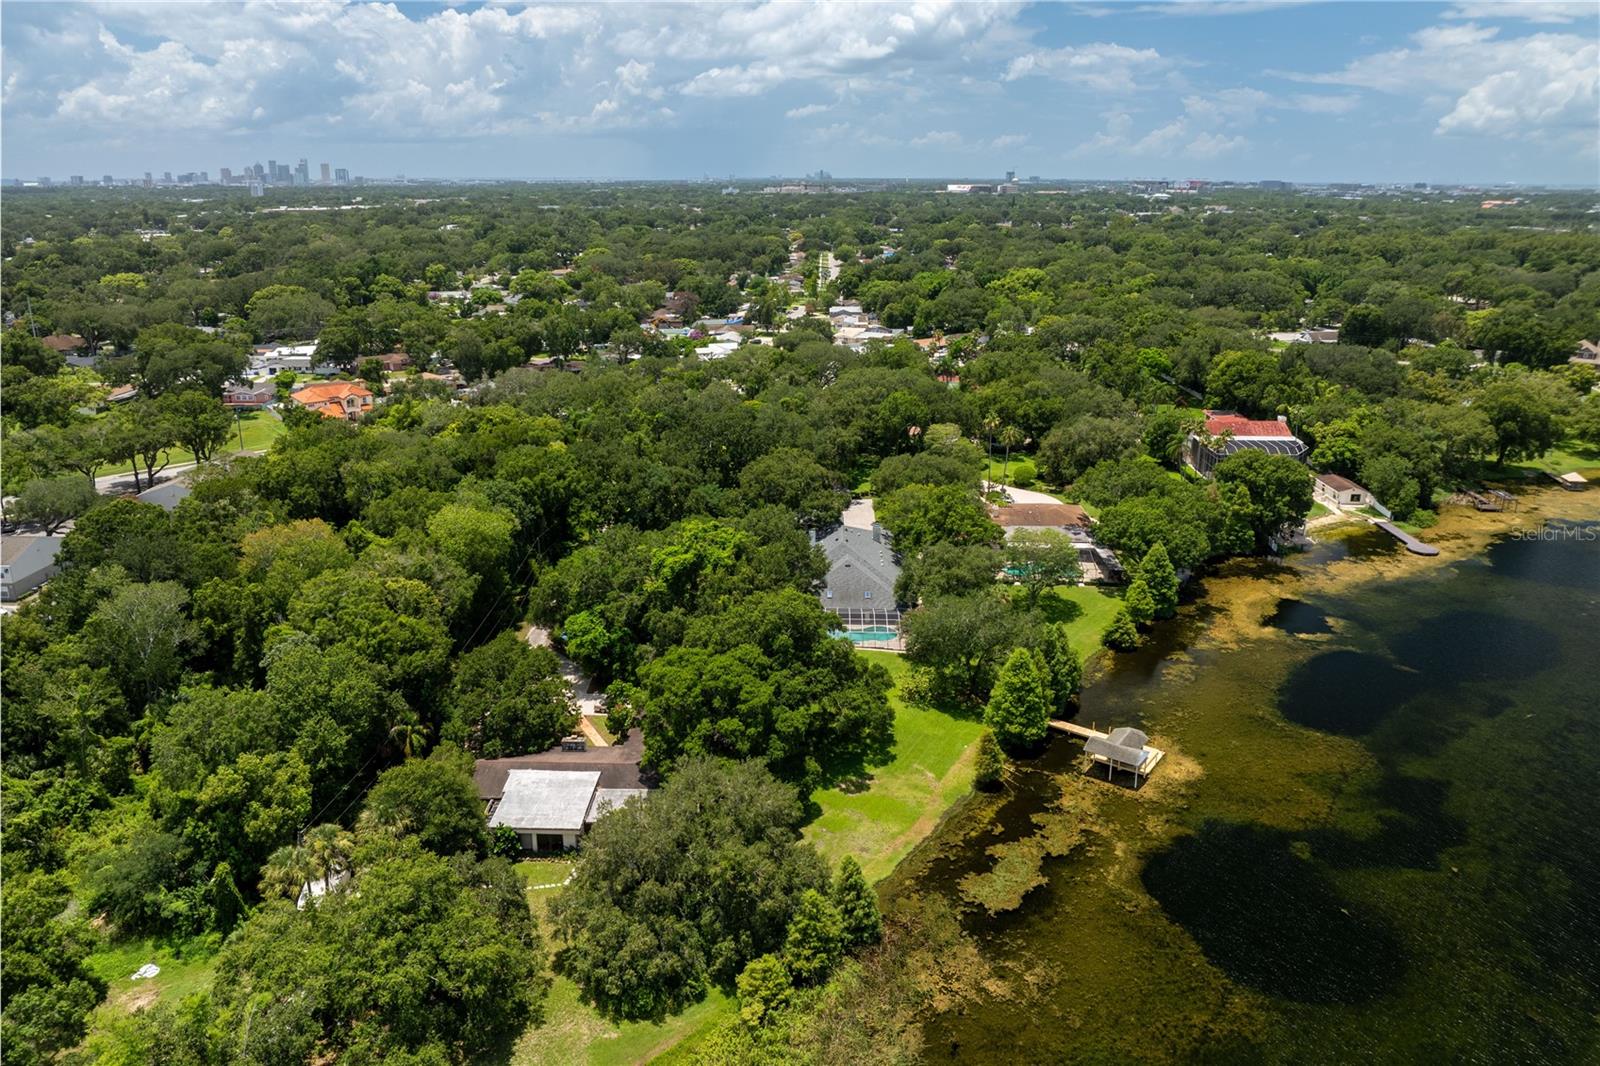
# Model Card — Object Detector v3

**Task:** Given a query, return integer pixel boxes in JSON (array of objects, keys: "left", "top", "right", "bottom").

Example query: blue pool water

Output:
[{"left": 841, "top": 628, "right": 899, "bottom": 643}]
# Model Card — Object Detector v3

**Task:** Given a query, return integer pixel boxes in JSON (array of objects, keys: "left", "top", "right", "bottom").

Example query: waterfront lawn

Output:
[
  {"left": 1496, "top": 439, "right": 1600, "bottom": 479},
  {"left": 807, "top": 651, "right": 984, "bottom": 884},
  {"left": 1010, "top": 584, "right": 1125, "bottom": 653},
  {"left": 512, "top": 648, "right": 1015, "bottom": 1061}
]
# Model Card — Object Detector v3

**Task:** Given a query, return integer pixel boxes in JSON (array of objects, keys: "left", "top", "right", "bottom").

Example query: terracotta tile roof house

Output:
[
  {"left": 291, "top": 381, "right": 374, "bottom": 421},
  {"left": 989, "top": 502, "right": 1091, "bottom": 530},
  {"left": 40, "top": 333, "right": 86, "bottom": 353},
  {"left": 1202, "top": 413, "right": 1298, "bottom": 438},
  {"left": 1185, "top": 411, "right": 1308, "bottom": 476},
  {"left": 988, "top": 502, "right": 1124, "bottom": 583}
]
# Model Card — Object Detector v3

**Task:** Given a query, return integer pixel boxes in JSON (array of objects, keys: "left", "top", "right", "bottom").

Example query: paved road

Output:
[{"left": 94, "top": 450, "right": 266, "bottom": 496}]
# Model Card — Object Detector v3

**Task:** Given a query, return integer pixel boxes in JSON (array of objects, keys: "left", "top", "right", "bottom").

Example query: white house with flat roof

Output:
[{"left": 485, "top": 768, "right": 647, "bottom": 853}]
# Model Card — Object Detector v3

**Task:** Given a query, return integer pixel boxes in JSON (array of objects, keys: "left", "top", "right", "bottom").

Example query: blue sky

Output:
[{"left": 3, "top": 1, "right": 1596, "bottom": 183}]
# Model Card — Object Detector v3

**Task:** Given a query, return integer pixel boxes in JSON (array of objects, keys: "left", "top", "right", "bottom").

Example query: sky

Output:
[{"left": 2, "top": 1, "right": 1596, "bottom": 185}]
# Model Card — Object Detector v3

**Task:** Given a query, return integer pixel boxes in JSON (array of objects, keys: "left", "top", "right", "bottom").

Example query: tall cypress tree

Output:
[
  {"left": 832, "top": 855, "right": 882, "bottom": 947},
  {"left": 785, "top": 889, "right": 845, "bottom": 985},
  {"left": 984, "top": 647, "right": 1052, "bottom": 751},
  {"left": 1138, "top": 542, "right": 1180, "bottom": 619},
  {"left": 1103, "top": 607, "right": 1141, "bottom": 651}
]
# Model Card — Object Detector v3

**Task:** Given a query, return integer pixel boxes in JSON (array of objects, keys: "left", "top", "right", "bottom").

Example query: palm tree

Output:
[
  {"left": 389, "top": 712, "right": 431, "bottom": 759},
  {"left": 260, "top": 844, "right": 311, "bottom": 903},
  {"left": 301, "top": 823, "right": 354, "bottom": 899},
  {"left": 999, "top": 425, "right": 1026, "bottom": 485},
  {"left": 982, "top": 416, "right": 1001, "bottom": 490}
]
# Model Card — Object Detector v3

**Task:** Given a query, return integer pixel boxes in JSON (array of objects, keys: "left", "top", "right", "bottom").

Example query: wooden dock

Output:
[
  {"left": 1374, "top": 520, "right": 1439, "bottom": 556},
  {"left": 1049, "top": 719, "right": 1107, "bottom": 741},
  {"left": 1049, "top": 720, "right": 1167, "bottom": 782}
]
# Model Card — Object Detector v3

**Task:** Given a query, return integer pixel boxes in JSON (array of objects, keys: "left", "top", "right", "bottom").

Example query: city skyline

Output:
[{"left": 2, "top": 1, "right": 1595, "bottom": 186}]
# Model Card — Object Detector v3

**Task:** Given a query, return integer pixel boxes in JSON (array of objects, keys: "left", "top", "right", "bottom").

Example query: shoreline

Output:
[{"left": 865, "top": 484, "right": 1600, "bottom": 1063}]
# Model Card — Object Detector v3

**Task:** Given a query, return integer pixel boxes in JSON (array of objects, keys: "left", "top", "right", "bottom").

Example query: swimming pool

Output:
[{"left": 840, "top": 627, "right": 899, "bottom": 643}]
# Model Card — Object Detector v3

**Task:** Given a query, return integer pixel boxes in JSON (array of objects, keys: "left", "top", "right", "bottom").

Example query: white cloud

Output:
[
  {"left": 1075, "top": 110, "right": 1247, "bottom": 160},
  {"left": 1290, "top": 93, "right": 1360, "bottom": 114},
  {"left": 1445, "top": 2, "right": 1597, "bottom": 24},
  {"left": 990, "top": 133, "right": 1029, "bottom": 149},
  {"left": 1005, "top": 42, "right": 1170, "bottom": 91},
  {"left": 1285, "top": 21, "right": 1598, "bottom": 139},
  {"left": 679, "top": 64, "right": 791, "bottom": 98},
  {"left": 1185, "top": 131, "right": 1248, "bottom": 158},
  {"left": 911, "top": 130, "right": 962, "bottom": 147},
  {"left": 7, "top": 1, "right": 1030, "bottom": 143},
  {"left": 785, "top": 103, "right": 831, "bottom": 119}
]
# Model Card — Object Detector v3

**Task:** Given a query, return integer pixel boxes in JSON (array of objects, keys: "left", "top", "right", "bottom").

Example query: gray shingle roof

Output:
[
  {"left": 1085, "top": 726, "right": 1153, "bottom": 770},
  {"left": 585, "top": 787, "right": 648, "bottom": 824},
  {"left": 815, "top": 524, "right": 900, "bottom": 611},
  {"left": 0, "top": 535, "right": 65, "bottom": 601}
]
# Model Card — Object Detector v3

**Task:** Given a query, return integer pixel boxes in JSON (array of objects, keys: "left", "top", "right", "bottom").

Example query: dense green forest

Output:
[{"left": 2, "top": 183, "right": 1598, "bottom": 1063}]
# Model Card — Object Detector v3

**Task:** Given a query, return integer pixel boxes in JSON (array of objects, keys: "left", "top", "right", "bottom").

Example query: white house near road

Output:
[{"left": 483, "top": 766, "right": 647, "bottom": 853}]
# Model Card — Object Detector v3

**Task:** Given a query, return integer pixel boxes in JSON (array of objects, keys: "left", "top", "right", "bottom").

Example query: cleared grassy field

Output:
[
  {"left": 79, "top": 935, "right": 220, "bottom": 1043},
  {"left": 97, "top": 409, "right": 285, "bottom": 477},
  {"left": 806, "top": 651, "right": 985, "bottom": 884},
  {"left": 1498, "top": 440, "right": 1600, "bottom": 479}
]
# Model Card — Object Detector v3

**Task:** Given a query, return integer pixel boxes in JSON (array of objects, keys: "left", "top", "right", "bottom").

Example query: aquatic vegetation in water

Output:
[
  {"left": 1262, "top": 597, "right": 1334, "bottom": 636},
  {"left": 1277, "top": 649, "right": 1422, "bottom": 735},
  {"left": 957, "top": 810, "right": 1089, "bottom": 915},
  {"left": 1140, "top": 821, "right": 1407, "bottom": 1005}
]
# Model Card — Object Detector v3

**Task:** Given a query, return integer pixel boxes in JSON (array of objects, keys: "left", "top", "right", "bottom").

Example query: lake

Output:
[{"left": 882, "top": 505, "right": 1600, "bottom": 1064}]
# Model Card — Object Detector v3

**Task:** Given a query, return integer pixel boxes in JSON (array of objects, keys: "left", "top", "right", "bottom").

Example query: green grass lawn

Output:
[
  {"left": 983, "top": 454, "right": 1045, "bottom": 489},
  {"left": 516, "top": 649, "right": 998, "bottom": 1063},
  {"left": 510, "top": 859, "right": 735, "bottom": 1066},
  {"left": 97, "top": 410, "right": 285, "bottom": 478},
  {"left": 1308, "top": 501, "right": 1333, "bottom": 519},
  {"left": 1010, "top": 584, "right": 1125, "bottom": 653},
  {"left": 806, "top": 651, "right": 985, "bottom": 884},
  {"left": 79, "top": 935, "right": 220, "bottom": 1040},
  {"left": 1495, "top": 440, "right": 1600, "bottom": 479}
]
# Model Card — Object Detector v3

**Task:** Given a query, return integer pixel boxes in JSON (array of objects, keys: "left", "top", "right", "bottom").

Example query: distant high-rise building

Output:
[
  {"left": 267, "top": 158, "right": 277, "bottom": 181},
  {"left": 296, "top": 158, "right": 309, "bottom": 185},
  {"left": 162, "top": 171, "right": 173, "bottom": 184},
  {"left": 38, "top": 177, "right": 52, "bottom": 187},
  {"left": 320, "top": 162, "right": 331, "bottom": 183},
  {"left": 334, "top": 168, "right": 350, "bottom": 184},
  {"left": 199, "top": 171, "right": 209, "bottom": 183},
  {"left": 220, "top": 167, "right": 233, "bottom": 183},
  {"left": 102, "top": 174, "right": 114, "bottom": 186},
  {"left": 70, "top": 175, "right": 83, "bottom": 186},
  {"left": 249, "top": 181, "right": 265, "bottom": 197},
  {"left": 143, "top": 171, "right": 153, "bottom": 187}
]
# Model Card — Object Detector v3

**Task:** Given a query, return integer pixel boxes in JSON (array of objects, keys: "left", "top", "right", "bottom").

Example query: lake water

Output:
[{"left": 883, "top": 511, "right": 1600, "bottom": 1064}]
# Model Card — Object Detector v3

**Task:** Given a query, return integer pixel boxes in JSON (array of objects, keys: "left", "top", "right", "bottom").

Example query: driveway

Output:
[
  {"left": 989, "top": 483, "right": 1063, "bottom": 505},
  {"left": 526, "top": 625, "right": 609, "bottom": 738}
]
